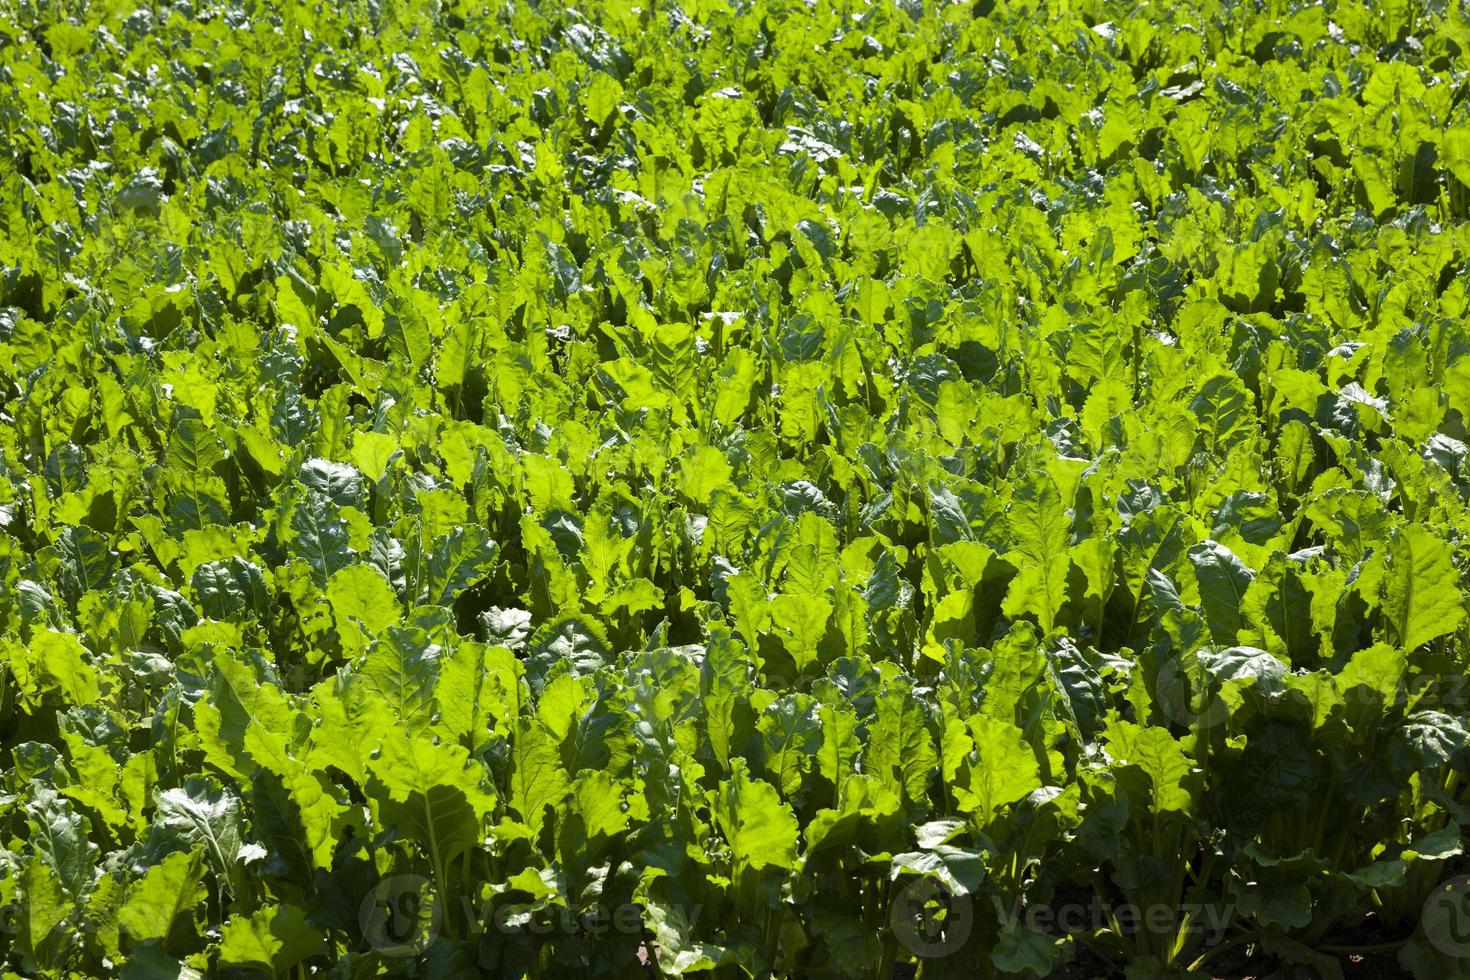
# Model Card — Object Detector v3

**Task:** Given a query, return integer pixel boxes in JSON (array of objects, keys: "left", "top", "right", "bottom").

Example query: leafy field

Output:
[{"left": 4, "top": 0, "right": 1470, "bottom": 976}]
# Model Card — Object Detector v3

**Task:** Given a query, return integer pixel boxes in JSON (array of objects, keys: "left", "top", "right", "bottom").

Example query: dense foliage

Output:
[{"left": 4, "top": 0, "right": 1470, "bottom": 976}]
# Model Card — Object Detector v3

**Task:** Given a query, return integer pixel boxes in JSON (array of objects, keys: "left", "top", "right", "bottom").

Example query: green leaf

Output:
[
  {"left": 1189, "top": 539, "right": 1255, "bottom": 643},
  {"left": 26, "top": 786, "right": 98, "bottom": 901},
  {"left": 680, "top": 445, "right": 733, "bottom": 503},
  {"left": 953, "top": 715, "right": 1043, "bottom": 824},
  {"left": 327, "top": 563, "right": 402, "bottom": 653},
  {"left": 511, "top": 719, "right": 570, "bottom": 840},
  {"left": 581, "top": 72, "right": 624, "bottom": 126},
  {"left": 218, "top": 903, "right": 324, "bottom": 974},
  {"left": 194, "top": 651, "right": 300, "bottom": 780},
  {"left": 713, "top": 759, "right": 800, "bottom": 872},
  {"left": 148, "top": 778, "right": 245, "bottom": 898},
  {"left": 353, "top": 624, "right": 441, "bottom": 735},
  {"left": 815, "top": 701, "right": 861, "bottom": 796},
  {"left": 118, "top": 848, "right": 206, "bottom": 947},
  {"left": 1190, "top": 373, "right": 1253, "bottom": 452},
  {"left": 120, "top": 944, "right": 204, "bottom": 980},
  {"left": 19, "top": 856, "right": 71, "bottom": 969},
  {"left": 699, "top": 627, "right": 754, "bottom": 773},
  {"left": 285, "top": 490, "right": 352, "bottom": 587},
  {"left": 163, "top": 419, "right": 229, "bottom": 530},
  {"left": 191, "top": 556, "right": 268, "bottom": 622},
  {"left": 865, "top": 685, "right": 938, "bottom": 808},
  {"left": 351, "top": 430, "right": 401, "bottom": 484},
  {"left": 1002, "top": 474, "right": 1072, "bottom": 633},
  {"left": 55, "top": 525, "right": 117, "bottom": 605},
  {"left": 31, "top": 629, "right": 102, "bottom": 704},
  {"left": 297, "top": 457, "right": 363, "bottom": 508},
  {"left": 769, "top": 592, "right": 831, "bottom": 674},
  {"left": 1384, "top": 525, "right": 1465, "bottom": 651},
  {"left": 367, "top": 734, "right": 497, "bottom": 871},
  {"left": 435, "top": 641, "right": 521, "bottom": 752},
  {"left": 994, "top": 919, "right": 1073, "bottom": 977},
  {"left": 636, "top": 874, "right": 747, "bottom": 976},
  {"left": 757, "top": 693, "right": 821, "bottom": 798},
  {"left": 524, "top": 615, "right": 612, "bottom": 689},
  {"left": 422, "top": 524, "right": 499, "bottom": 607},
  {"left": 1103, "top": 720, "right": 1194, "bottom": 815},
  {"left": 558, "top": 770, "right": 632, "bottom": 869}
]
